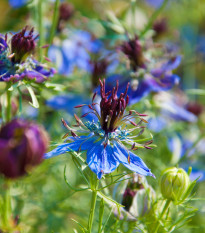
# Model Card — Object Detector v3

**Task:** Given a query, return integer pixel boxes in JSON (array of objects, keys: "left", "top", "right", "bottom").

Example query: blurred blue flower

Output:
[
  {"left": 145, "top": 0, "right": 171, "bottom": 8},
  {"left": 9, "top": 0, "right": 28, "bottom": 8},
  {"left": 45, "top": 80, "right": 154, "bottom": 179},
  {"left": 168, "top": 134, "right": 205, "bottom": 181},
  {"left": 48, "top": 30, "right": 103, "bottom": 75},
  {"left": 104, "top": 56, "right": 181, "bottom": 104},
  {"left": 0, "top": 27, "right": 55, "bottom": 83},
  {"left": 147, "top": 116, "right": 167, "bottom": 133}
]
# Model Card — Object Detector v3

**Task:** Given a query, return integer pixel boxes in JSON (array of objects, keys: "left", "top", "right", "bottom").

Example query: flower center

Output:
[
  {"left": 11, "top": 27, "right": 37, "bottom": 63},
  {"left": 99, "top": 79, "right": 129, "bottom": 134}
]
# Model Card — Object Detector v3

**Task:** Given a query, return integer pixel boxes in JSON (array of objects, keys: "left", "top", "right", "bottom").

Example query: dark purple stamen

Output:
[
  {"left": 99, "top": 79, "right": 130, "bottom": 133},
  {"left": 11, "top": 26, "right": 37, "bottom": 63}
]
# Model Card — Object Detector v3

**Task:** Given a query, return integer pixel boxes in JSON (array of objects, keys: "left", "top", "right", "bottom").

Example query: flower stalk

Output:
[
  {"left": 38, "top": 0, "right": 44, "bottom": 62},
  {"left": 0, "top": 180, "right": 12, "bottom": 231},
  {"left": 6, "top": 83, "right": 12, "bottom": 123},
  {"left": 88, "top": 174, "right": 99, "bottom": 233},
  {"left": 153, "top": 199, "right": 171, "bottom": 233},
  {"left": 48, "top": 0, "right": 60, "bottom": 47}
]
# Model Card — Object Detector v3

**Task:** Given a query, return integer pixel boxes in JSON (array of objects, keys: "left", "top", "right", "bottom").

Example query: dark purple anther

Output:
[
  {"left": 99, "top": 79, "right": 130, "bottom": 133},
  {"left": 121, "top": 36, "right": 145, "bottom": 71},
  {"left": 0, "top": 119, "right": 49, "bottom": 179},
  {"left": 11, "top": 27, "right": 37, "bottom": 63}
]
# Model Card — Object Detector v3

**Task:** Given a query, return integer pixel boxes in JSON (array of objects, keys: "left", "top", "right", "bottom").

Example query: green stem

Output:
[
  {"left": 48, "top": 0, "right": 60, "bottom": 52},
  {"left": 88, "top": 175, "right": 99, "bottom": 233},
  {"left": 38, "top": 0, "right": 44, "bottom": 62},
  {"left": 6, "top": 83, "right": 11, "bottom": 123},
  {"left": 140, "top": 0, "right": 169, "bottom": 38},
  {"left": 153, "top": 199, "right": 171, "bottom": 233},
  {"left": 1, "top": 181, "right": 12, "bottom": 230},
  {"left": 98, "top": 199, "right": 104, "bottom": 233}
]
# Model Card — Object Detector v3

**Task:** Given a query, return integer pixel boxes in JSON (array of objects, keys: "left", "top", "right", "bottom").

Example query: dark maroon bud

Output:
[
  {"left": 153, "top": 18, "right": 168, "bottom": 39},
  {"left": 121, "top": 36, "right": 145, "bottom": 71},
  {"left": 57, "top": 2, "right": 74, "bottom": 32},
  {"left": 0, "top": 119, "right": 49, "bottom": 179},
  {"left": 91, "top": 59, "right": 108, "bottom": 88},
  {"left": 186, "top": 102, "right": 203, "bottom": 116},
  {"left": 122, "top": 188, "right": 136, "bottom": 211},
  {"left": 59, "top": 2, "right": 74, "bottom": 21},
  {"left": 11, "top": 27, "right": 37, "bottom": 63}
]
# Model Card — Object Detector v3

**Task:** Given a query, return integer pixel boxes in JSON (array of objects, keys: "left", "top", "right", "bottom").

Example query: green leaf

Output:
[
  {"left": 64, "top": 166, "right": 89, "bottom": 192},
  {"left": 71, "top": 218, "right": 87, "bottom": 233},
  {"left": 26, "top": 85, "right": 39, "bottom": 108},
  {"left": 97, "top": 191, "right": 124, "bottom": 211}
]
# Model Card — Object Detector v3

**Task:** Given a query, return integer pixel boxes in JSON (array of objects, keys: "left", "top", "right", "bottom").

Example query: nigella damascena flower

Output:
[
  {"left": 45, "top": 80, "right": 154, "bottom": 179},
  {"left": 0, "top": 26, "right": 55, "bottom": 83},
  {"left": 105, "top": 38, "right": 181, "bottom": 104},
  {"left": 0, "top": 119, "right": 49, "bottom": 178}
]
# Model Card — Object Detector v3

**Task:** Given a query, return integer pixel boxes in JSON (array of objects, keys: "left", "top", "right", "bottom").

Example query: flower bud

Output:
[
  {"left": 160, "top": 167, "right": 190, "bottom": 201},
  {"left": 121, "top": 36, "right": 145, "bottom": 71},
  {"left": 113, "top": 175, "right": 155, "bottom": 220},
  {"left": 0, "top": 119, "right": 49, "bottom": 179},
  {"left": 11, "top": 27, "right": 37, "bottom": 63}
]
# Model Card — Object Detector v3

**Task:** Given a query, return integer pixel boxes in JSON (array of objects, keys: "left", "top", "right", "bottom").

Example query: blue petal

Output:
[
  {"left": 44, "top": 136, "right": 96, "bottom": 159},
  {"left": 161, "top": 56, "right": 181, "bottom": 72},
  {"left": 146, "top": 74, "right": 180, "bottom": 92},
  {"left": 86, "top": 141, "right": 120, "bottom": 179},
  {"left": 161, "top": 102, "right": 197, "bottom": 122},
  {"left": 129, "top": 81, "right": 151, "bottom": 104},
  {"left": 113, "top": 142, "right": 154, "bottom": 177}
]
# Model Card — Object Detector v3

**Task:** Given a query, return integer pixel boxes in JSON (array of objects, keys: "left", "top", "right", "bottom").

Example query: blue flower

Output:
[
  {"left": 45, "top": 80, "right": 154, "bottom": 179},
  {"left": 0, "top": 27, "right": 55, "bottom": 83},
  {"left": 48, "top": 30, "right": 103, "bottom": 75},
  {"left": 104, "top": 36, "right": 181, "bottom": 104},
  {"left": 9, "top": 0, "right": 28, "bottom": 8}
]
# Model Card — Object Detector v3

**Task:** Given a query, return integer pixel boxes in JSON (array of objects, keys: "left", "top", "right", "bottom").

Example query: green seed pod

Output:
[{"left": 160, "top": 167, "right": 190, "bottom": 202}]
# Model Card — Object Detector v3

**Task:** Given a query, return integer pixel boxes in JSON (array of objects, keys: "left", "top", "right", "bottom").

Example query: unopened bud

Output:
[{"left": 160, "top": 167, "right": 190, "bottom": 202}]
